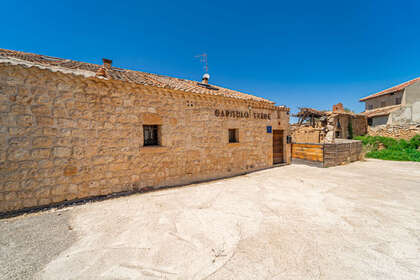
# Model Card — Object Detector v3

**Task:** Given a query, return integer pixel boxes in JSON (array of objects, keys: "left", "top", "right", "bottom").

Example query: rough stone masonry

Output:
[{"left": 0, "top": 49, "right": 290, "bottom": 213}]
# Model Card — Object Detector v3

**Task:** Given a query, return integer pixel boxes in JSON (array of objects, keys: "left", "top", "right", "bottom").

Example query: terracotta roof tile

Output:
[
  {"left": 362, "top": 105, "right": 401, "bottom": 118},
  {"left": 0, "top": 48, "right": 274, "bottom": 104},
  {"left": 360, "top": 77, "right": 420, "bottom": 101}
]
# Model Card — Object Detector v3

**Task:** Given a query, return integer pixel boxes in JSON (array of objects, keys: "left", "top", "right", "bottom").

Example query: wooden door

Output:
[{"left": 273, "top": 130, "right": 284, "bottom": 164}]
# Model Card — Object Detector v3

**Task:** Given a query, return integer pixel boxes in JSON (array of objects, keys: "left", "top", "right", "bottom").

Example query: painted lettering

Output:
[{"left": 214, "top": 109, "right": 269, "bottom": 120}]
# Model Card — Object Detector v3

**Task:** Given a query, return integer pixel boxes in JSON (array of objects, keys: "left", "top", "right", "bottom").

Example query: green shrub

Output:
[
  {"left": 409, "top": 134, "right": 420, "bottom": 149},
  {"left": 356, "top": 134, "right": 420, "bottom": 162},
  {"left": 366, "top": 149, "right": 420, "bottom": 162}
]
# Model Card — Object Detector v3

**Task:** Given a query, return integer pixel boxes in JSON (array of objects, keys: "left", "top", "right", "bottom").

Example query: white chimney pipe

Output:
[{"left": 202, "top": 73, "right": 210, "bottom": 84}]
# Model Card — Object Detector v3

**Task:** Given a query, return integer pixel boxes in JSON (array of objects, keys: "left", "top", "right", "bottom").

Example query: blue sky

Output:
[{"left": 1, "top": 0, "right": 419, "bottom": 114}]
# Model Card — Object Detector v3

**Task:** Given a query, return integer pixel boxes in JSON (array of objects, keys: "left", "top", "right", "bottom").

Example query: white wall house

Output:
[{"left": 360, "top": 78, "right": 420, "bottom": 126}]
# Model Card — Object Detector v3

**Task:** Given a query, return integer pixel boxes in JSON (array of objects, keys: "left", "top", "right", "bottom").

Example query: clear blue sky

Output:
[{"left": 1, "top": 1, "right": 419, "bottom": 114}]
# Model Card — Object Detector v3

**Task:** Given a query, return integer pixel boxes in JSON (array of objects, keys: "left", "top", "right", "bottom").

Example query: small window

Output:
[
  {"left": 380, "top": 101, "right": 386, "bottom": 107},
  {"left": 368, "top": 118, "right": 373, "bottom": 126},
  {"left": 143, "top": 125, "right": 159, "bottom": 146},
  {"left": 228, "top": 129, "right": 239, "bottom": 143},
  {"left": 337, "top": 119, "right": 341, "bottom": 129},
  {"left": 368, "top": 104, "right": 373, "bottom": 110},
  {"left": 335, "top": 131, "right": 341, "bottom": 138},
  {"left": 395, "top": 97, "right": 401, "bottom": 105}
]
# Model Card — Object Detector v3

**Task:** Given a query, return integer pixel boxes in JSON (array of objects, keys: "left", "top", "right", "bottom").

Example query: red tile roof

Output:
[
  {"left": 360, "top": 77, "right": 420, "bottom": 102},
  {"left": 0, "top": 48, "right": 277, "bottom": 104},
  {"left": 362, "top": 104, "right": 401, "bottom": 118}
]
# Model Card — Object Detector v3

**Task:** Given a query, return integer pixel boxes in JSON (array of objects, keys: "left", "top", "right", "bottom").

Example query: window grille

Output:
[
  {"left": 143, "top": 125, "right": 159, "bottom": 146},
  {"left": 229, "top": 129, "right": 239, "bottom": 143}
]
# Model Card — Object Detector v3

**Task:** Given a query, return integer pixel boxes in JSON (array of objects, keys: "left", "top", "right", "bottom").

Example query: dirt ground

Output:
[{"left": 1, "top": 159, "right": 420, "bottom": 280}]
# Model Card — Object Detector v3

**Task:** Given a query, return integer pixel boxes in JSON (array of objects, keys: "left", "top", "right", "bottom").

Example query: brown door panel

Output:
[{"left": 273, "top": 130, "right": 284, "bottom": 164}]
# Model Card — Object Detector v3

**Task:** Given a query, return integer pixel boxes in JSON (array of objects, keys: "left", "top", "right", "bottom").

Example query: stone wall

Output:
[
  {"left": 371, "top": 115, "right": 389, "bottom": 126},
  {"left": 0, "top": 64, "right": 290, "bottom": 213},
  {"left": 352, "top": 115, "right": 368, "bottom": 137},
  {"left": 290, "top": 126, "right": 321, "bottom": 143},
  {"left": 291, "top": 114, "right": 367, "bottom": 144},
  {"left": 323, "top": 140, "right": 363, "bottom": 168},
  {"left": 333, "top": 114, "right": 367, "bottom": 140},
  {"left": 368, "top": 125, "right": 420, "bottom": 140}
]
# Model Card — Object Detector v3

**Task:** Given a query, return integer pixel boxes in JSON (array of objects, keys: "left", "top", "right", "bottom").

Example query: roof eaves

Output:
[
  {"left": 360, "top": 77, "right": 420, "bottom": 102},
  {"left": 359, "top": 89, "right": 400, "bottom": 102},
  {"left": 362, "top": 105, "right": 401, "bottom": 118}
]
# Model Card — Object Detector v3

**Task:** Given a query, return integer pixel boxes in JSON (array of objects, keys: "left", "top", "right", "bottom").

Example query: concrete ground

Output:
[{"left": 1, "top": 159, "right": 420, "bottom": 280}]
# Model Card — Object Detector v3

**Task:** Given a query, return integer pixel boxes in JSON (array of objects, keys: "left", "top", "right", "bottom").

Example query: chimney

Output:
[
  {"left": 102, "top": 58, "right": 112, "bottom": 69},
  {"left": 96, "top": 58, "right": 112, "bottom": 78},
  {"left": 201, "top": 73, "right": 210, "bottom": 84},
  {"left": 333, "top": 102, "right": 344, "bottom": 112}
]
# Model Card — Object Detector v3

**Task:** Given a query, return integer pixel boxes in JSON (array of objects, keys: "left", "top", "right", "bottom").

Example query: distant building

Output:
[
  {"left": 291, "top": 103, "right": 367, "bottom": 143},
  {"left": 360, "top": 77, "right": 420, "bottom": 126},
  {"left": 290, "top": 103, "right": 365, "bottom": 168}
]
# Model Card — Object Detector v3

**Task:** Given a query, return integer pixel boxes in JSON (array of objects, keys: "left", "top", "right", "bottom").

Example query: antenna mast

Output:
[{"left": 195, "top": 53, "right": 208, "bottom": 73}]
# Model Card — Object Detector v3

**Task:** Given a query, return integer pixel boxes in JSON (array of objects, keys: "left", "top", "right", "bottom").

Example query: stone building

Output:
[
  {"left": 360, "top": 77, "right": 420, "bottom": 126},
  {"left": 290, "top": 104, "right": 365, "bottom": 168},
  {"left": 291, "top": 103, "right": 367, "bottom": 143},
  {"left": 0, "top": 49, "right": 290, "bottom": 213}
]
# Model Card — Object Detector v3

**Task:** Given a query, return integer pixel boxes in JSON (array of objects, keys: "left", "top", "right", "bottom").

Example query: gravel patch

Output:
[{"left": 0, "top": 209, "right": 77, "bottom": 280}]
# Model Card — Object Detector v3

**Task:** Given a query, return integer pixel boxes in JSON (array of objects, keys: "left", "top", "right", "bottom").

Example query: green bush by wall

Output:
[{"left": 354, "top": 135, "right": 420, "bottom": 162}]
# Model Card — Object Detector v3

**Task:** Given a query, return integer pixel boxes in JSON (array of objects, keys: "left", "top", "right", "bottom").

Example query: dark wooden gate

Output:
[{"left": 273, "top": 130, "right": 284, "bottom": 164}]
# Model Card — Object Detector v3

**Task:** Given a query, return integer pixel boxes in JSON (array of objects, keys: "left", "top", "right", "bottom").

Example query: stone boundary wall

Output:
[
  {"left": 323, "top": 140, "right": 363, "bottom": 168},
  {"left": 0, "top": 63, "right": 290, "bottom": 214},
  {"left": 368, "top": 125, "right": 420, "bottom": 140}
]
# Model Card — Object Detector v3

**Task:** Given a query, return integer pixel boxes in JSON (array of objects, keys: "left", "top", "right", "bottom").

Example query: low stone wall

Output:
[
  {"left": 323, "top": 140, "right": 363, "bottom": 168},
  {"left": 368, "top": 125, "right": 420, "bottom": 140}
]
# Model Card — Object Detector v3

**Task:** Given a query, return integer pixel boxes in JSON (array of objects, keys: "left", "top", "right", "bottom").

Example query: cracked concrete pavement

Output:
[{"left": 1, "top": 159, "right": 420, "bottom": 279}]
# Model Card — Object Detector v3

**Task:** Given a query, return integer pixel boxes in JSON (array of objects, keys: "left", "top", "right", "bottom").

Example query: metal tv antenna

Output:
[{"left": 195, "top": 53, "right": 208, "bottom": 73}]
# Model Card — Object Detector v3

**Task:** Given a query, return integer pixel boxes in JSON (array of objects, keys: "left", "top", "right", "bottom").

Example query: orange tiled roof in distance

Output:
[
  {"left": 360, "top": 77, "right": 420, "bottom": 102},
  {"left": 0, "top": 48, "right": 277, "bottom": 105},
  {"left": 362, "top": 104, "right": 401, "bottom": 118}
]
